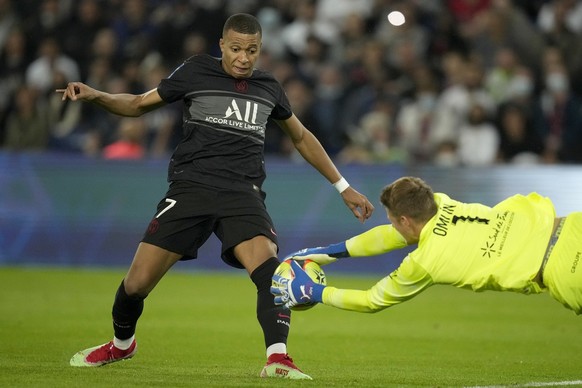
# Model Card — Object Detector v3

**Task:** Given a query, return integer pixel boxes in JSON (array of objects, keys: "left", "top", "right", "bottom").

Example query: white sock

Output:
[
  {"left": 113, "top": 335, "right": 135, "bottom": 350},
  {"left": 266, "top": 343, "right": 286, "bottom": 357}
]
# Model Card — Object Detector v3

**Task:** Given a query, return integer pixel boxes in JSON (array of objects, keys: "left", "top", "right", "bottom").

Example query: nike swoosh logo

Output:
[{"left": 277, "top": 313, "right": 290, "bottom": 319}]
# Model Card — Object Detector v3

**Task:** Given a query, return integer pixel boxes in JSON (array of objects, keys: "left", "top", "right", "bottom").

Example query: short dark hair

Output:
[
  {"left": 223, "top": 13, "right": 262, "bottom": 37},
  {"left": 380, "top": 176, "right": 438, "bottom": 222}
]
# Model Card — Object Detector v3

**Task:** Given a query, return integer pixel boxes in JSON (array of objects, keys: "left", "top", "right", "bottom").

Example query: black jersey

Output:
[{"left": 157, "top": 54, "right": 292, "bottom": 190}]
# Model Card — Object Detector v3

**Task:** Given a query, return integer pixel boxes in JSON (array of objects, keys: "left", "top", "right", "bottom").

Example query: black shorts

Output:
[{"left": 141, "top": 180, "right": 278, "bottom": 269}]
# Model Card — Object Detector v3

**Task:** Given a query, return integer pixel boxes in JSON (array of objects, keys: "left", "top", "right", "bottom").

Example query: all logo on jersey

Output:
[
  {"left": 224, "top": 99, "right": 258, "bottom": 124},
  {"left": 202, "top": 97, "right": 266, "bottom": 135}
]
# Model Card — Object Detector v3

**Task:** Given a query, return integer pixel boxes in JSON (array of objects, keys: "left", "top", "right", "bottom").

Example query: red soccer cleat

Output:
[
  {"left": 260, "top": 353, "right": 312, "bottom": 380},
  {"left": 70, "top": 340, "right": 137, "bottom": 367}
]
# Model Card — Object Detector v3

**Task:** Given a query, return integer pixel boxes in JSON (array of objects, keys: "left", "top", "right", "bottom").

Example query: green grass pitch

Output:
[{"left": 1, "top": 266, "right": 581, "bottom": 387}]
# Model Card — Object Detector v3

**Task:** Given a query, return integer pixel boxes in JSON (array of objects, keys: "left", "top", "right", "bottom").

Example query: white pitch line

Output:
[{"left": 467, "top": 380, "right": 582, "bottom": 388}]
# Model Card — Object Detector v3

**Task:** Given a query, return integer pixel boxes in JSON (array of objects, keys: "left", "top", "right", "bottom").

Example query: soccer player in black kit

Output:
[{"left": 58, "top": 13, "right": 374, "bottom": 379}]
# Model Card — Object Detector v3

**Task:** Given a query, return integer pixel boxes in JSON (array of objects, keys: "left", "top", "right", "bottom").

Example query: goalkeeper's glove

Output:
[
  {"left": 284, "top": 242, "right": 349, "bottom": 266},
  {"left": 271, "top": 260, "right": 325, "bottom": 308}
]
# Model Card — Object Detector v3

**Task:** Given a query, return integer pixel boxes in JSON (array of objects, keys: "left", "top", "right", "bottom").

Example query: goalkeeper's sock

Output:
[
  {"left": 251, "top": 257, "right": 290, "bottom": 349},
  {"left": 112, "top": 280, "right": 145, "bottom": 340}
]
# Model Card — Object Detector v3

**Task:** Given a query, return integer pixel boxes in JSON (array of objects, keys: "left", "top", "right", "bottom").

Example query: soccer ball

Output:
[{"left": 273, "top": 259, "right": 326, "bottom": 311}]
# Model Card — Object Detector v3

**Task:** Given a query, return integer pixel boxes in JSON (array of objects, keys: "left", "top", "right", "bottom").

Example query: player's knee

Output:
[
  {"left": 250, "top": 257, "right": 280, "bottom": 291},
  {"left": 122, "top": 277, "right": 150, "bottom": 298}
]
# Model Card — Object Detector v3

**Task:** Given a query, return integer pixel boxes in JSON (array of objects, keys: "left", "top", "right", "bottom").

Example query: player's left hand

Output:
[
  {"left": 341, "top": 187, "right": 374, "bottom": 223},
  {"left": 271, "top": 260, "right": 325, "bottom": 308}
]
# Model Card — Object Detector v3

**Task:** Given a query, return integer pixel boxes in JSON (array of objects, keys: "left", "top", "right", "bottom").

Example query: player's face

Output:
[
  {"left": 387, "top": 209, "right": 419, "bottom": 244},
  {"left": 219, "top": 29, "right": 261, "bottom": 79}
]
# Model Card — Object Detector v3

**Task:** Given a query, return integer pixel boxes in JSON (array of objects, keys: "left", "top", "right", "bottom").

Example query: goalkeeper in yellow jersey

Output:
[{"left": 271, "top": 176, "right": 582, "bottom": 315}]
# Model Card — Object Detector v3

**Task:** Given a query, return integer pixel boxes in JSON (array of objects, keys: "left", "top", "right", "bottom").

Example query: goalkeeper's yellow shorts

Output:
[{"left": 543, "top": 212, "right": 582, "bottom": 315}]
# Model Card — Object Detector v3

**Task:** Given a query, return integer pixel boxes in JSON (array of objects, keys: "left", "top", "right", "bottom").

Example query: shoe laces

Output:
[
  {"left": 86, "top": 342, "right": 116, "bottom": 363},
  {"left": 268, "top": 353, "right": 298, "bottom": 368}
]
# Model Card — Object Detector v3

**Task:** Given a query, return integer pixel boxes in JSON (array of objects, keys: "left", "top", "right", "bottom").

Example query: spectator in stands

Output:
[
  {"left": 0, "top": 26, "right": 29, "bottom": 143},
  {"left": 537, "top": 0, "right": 582, "bottom": 35},
  {"left": 74, "top": 76, "right": 130, "bottom": 157},
  {"left": 338, "top": 108, "right": 405, "bottom": 164},
  {"left": 485, "top": 46, "right": 521, "bottom": 104},
  {"left": 180, "top": 32, "right": 208, "bottom": 60},
  {"left": 439, "top": 50, "right": 466, "bottom": 88},
  {"left": 102, "top": 117, "right": 146, "bottom": 160},
  {"left": 1, "top": 0, "right": 582, "bottom": 166},
  {"left": 503, "top": 65, "right": 536, "bottom": 108},
  {"left": 340, "top": 39, "right": 397, "bottom": 136},
  {"left": 294, "top": 34, "right": 329, "bottom": 85},
  {"left": 465, "top": 1, "right": 544, "bottom": 72},
  {"left": 24, "top": 0, "right": 71, "bottom": 55},
  {"left": 457, "top": 103, "right": 500, "bottom": 166},
  {"left": 3, "top": 85, "right": 49, "bottom": 151},
  {"left": 431, "top": 57, "right": 495, "bottom": 151},
  {"left": 426, "top": 4, "right": 469, "bottom": 60},
  {"left": 110, "top": 0, "right": 157, "bottom": 62},
  {"left": 535, "top": 60, "right": 582, "bottom": 163},
  {"left": 446, "top": 0, "right": 492, "bottom": 28},
  {"left": 154, "top": 0, "right": 226, "bottom": 65},
  {"left": 277, "top": 77, "right": 318, "bottom": 158},
  {"left": 328, "top": 12, "right": 368, "bottom": 66},
  {"left": 537, "top": 0, "right": 582, "bottom": 95},
  {"left": 256, "top": 7, "right": 286, "bottom": 60},
  {"left": 433, "top": 140, "right": 460, "bottom": 167},
  {"left": 315, "top": 0, "right": 373, "bottom": 34},
  {"left": 139, "top": 60, "right": 179, "bottom": 158},
  {"left": 62, "top": 0, "right": 106, "bottom": 80},
  {"left": 280, "top": 0, "right": 337, "bottom": 59},
  {"left": 25, "top": 36, "right": 80, "bottom": 94},
  {"left": 344, "top": 38, "right": 394, "bottom": 91},
  {"left": 375, "top": 1, "right": 429, "bottom": 76},
  {"left": 0, "top": 0, "right": 20, "bottom": 52},
  {"left": 496, "top": 102, "right": 543, "bottom": 164},
  {"left": 90, "top": 27, "right": 120, "bottom": 67},
  {"left": 311, "top": 62, "right": 349, "bottom": 155},
  {"left": 394, "top": 64, "right": 440, "bottom": 164}
]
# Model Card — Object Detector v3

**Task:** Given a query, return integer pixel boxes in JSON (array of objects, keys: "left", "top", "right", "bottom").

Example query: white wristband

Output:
[{"left": 333, "top": 177, "right": 350, "bottom": 193}]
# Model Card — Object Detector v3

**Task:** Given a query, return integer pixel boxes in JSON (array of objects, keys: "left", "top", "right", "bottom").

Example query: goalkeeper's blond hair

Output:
[{"left": 380, "top": 177, "right": 438, "bottom": 222}]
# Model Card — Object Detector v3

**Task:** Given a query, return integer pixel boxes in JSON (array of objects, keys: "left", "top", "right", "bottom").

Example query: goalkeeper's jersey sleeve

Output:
[
  {"left": 322, "top": 192, "right": 556, "bottom": 313},
  {"left": 323, "top": 255, "right": 433, "bottom": 313},
  {"left": 345, "top": 224, "right": 408, "bottom": 257}
]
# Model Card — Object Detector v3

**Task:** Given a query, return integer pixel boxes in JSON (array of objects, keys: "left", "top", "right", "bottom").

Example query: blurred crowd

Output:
[{"left": 2, "top": 0, "right": 582, "bottom": 165}]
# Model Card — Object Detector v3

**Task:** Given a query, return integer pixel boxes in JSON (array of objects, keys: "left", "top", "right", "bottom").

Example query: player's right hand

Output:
[{"left": 284, "top": 242, "right": 350, "bottom": 266}]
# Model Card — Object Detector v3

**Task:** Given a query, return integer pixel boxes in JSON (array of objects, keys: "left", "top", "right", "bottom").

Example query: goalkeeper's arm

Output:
[
  {"left": 286, "top": 224, "right": 409, "bottom": 265},
  {"left": 272, "top": 256, "right": 433, "bottom": 313}
]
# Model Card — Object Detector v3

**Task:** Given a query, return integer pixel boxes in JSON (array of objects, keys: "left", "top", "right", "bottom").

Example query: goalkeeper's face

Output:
[{"left": 387, "top": 209, "right": 421, "bottom": 244}]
